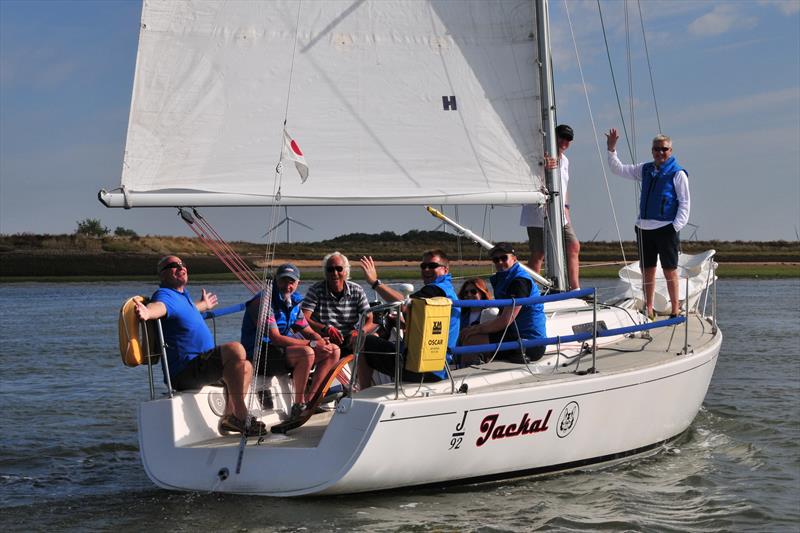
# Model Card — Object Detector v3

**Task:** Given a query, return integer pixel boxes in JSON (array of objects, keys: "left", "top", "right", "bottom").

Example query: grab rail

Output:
[
  {"left": 449, "top": 288, "right": 595, "bottom": 309},
  {"left": 203, "top": 302, "right": 247, "bottom": 344},
  {"left": 203, "top": 302, "right": 246, "bottom": 319},
  {"left": 450, "top": 315, "right": 685, "bottom": 356}
]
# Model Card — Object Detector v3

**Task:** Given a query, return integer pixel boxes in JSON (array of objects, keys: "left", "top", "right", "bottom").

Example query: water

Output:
[{"left": 1, "top": 279, "right": 798, "bottom": 532}]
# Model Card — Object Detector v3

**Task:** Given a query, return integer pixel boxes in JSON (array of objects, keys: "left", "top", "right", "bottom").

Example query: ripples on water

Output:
[{"left": 1, "top": 279, "right": 798, "bottom": 531}]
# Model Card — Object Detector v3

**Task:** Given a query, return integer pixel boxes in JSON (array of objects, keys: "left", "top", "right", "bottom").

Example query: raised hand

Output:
[
  {"left": 200, "top": 288, "right": 218, "bottom": 311},
  {"left": 605, "top": 128, "right": 619, "bottom": 151},
  {"left": 358, "top": 256, "right": 379, "bottom": 286}
]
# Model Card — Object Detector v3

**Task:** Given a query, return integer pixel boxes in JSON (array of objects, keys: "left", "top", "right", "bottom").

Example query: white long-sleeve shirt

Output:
[
  {"left": 607, "top": 150, "right": 690, "bottom": 232},
  {"left": 520, "top": 154, "right": 569, "bottom": 228}
]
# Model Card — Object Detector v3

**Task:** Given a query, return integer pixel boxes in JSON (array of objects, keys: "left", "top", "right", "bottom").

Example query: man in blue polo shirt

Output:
[{"left": 134, "top": 255, "right": 263, "bottom": 436}]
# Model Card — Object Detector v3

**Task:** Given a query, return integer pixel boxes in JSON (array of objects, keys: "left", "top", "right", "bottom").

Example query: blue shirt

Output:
[{"left": 151, "top": 287, "right": 214, "bottom": 379}]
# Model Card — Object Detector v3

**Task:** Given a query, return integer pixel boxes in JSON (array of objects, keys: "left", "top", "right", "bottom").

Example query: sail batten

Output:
[{"left": 112, "top": 0, "right": 544, "bottom": 208}]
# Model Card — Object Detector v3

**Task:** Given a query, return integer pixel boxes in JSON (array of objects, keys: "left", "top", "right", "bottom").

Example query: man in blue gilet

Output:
[
  {"left": 460, "top": 243, "right": 547, "bottom": 363},
  {"left": 356, "top": 250, "right": 461, "bottom": 388},
  {"left": 606, "top": 129, "right": 691, "bottom": 318}
]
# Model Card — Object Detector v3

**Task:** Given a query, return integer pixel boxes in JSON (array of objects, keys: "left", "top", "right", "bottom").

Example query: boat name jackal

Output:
[{"left": 476, "top": 409, "right": 552, "bottom": 446}]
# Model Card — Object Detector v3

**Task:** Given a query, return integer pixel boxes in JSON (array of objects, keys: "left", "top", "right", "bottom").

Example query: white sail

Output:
[{"left": 104, "top": 0, "right": 546, "bottom": 207}]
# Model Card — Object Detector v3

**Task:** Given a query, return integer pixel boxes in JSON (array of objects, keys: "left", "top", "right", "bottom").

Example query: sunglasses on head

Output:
[
  {"left": 652, "top": 146, "right": 671, "bottom": 153},
  {"left": 325, "top": 265, "right": 345, "bottom": 273},
  {"left": 462, "top": 288, "right": 480, "bottom": 296},
  {"left": 420, "top": 262, "right": 444, "bottom": 270},
  {"left": 160, "top": 261, "right": 186, "bottom": 272},
  {"left": 491, "top": 254, "right": 510, "bottom": 263}
]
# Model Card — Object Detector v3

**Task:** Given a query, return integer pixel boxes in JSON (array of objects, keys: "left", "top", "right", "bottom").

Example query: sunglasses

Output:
[
  {"left": 420, "top": 262, "right": 444, "bottom": 270},
  {"left": 652, "top": 147, "right": 671, "bottom": 153},
  {"left": 325, "top": 265, "right": 344, "bottom": 273},
  {"left": 160, "top": 261, "right": 186, "bottom": 272},
  {"left": 462, "top": 288, "right": 480, "bottom": 296},
  {"left": 491, "top": 254, "right": 510, "bottom": 263}
]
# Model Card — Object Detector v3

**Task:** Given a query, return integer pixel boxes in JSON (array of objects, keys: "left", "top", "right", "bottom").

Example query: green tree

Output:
[
  {"left": 75, "top": 218, "right": 109, "bottom": 237},
  {"left": 114, "top": 226, "right": 138, "bottom": 237}
]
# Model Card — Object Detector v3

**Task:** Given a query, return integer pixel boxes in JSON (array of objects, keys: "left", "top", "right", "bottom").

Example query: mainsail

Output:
[{"left": 101, "top": 0, "right": 547, "bottom": 207}]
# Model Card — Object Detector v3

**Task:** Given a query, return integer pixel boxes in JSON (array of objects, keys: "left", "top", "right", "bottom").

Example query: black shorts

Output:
[
  {"left": 636, "top": 224, "right": 679, "bottom": 269},
  {"left": 487, "top": 329, "right": 545, "bottom": 363},
  {"left": 361, "top": 336, "right": 443, "bottom": 383},
  {"left": 250, "top": 343, "right": 294, "bottom": 376},
  {"left": 173, "top": 346, "right": 224, "bottom": 390}
]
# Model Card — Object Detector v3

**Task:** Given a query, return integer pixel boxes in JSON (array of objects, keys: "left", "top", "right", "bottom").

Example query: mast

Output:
[{"left": 535, "top": 0, "right": 567, "bottom": 291}]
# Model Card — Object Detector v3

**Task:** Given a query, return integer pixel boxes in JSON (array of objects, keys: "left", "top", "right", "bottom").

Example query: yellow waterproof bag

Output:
[{"left": 405, "top": 297, "right": 451, "bottom": 373}]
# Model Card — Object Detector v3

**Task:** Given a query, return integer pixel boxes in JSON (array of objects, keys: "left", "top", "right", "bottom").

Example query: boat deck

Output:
[{"left": 180, "top": 313, "right": 718, "bottom": 450}]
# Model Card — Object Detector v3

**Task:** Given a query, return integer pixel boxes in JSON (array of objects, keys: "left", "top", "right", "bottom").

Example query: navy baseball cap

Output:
[
  {"left": 489, "top": 242, "right": 517, "bottom": 256},
  {"left": 275, "top": 263, "right": 300, "bottom": 281}
]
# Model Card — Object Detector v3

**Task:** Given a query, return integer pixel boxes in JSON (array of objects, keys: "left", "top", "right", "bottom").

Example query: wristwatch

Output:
[
  {"left": 371, "top": 279, "right": 383, "bottom": 289},
  {"left": 308, "top": 340, "right": 317, "bottom": 348}
]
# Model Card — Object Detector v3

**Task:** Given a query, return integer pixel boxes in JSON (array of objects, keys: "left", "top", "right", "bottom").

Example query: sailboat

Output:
[{"left": 101, "top": 0, "right": 721, "bottom": 496}]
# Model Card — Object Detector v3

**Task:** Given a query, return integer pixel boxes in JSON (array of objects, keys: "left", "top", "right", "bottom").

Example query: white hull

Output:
[{"left": 138, "top": 304, "right": 721, "bottom": 496}]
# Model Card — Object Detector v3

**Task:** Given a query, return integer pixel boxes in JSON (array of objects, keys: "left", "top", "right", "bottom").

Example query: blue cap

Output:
[{"left": 275, "top": 263, "right": 300, "bottom": 281}]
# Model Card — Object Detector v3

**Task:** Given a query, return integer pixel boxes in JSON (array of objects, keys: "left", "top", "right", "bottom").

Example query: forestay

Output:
[{"left": 102, "top": 0, "right": 547, "bottom": 207}]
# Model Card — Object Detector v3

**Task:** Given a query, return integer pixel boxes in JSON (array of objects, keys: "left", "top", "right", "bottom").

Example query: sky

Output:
[{"left": 1, "top": 0, "right": 798, "bottom": 244}]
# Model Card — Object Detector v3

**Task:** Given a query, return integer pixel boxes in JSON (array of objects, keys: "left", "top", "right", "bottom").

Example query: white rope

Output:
[{"left": 563, "top": 1, "right": 629, "bottom": 270}]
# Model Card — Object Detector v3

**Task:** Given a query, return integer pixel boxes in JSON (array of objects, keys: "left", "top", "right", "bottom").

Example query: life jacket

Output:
[
  {"left": 426, "top": 273, "right": 460, "bottom": 378},
  {"left": 490, "top": 262, "right": 546, "bottom": 340},
  {"left": 272, "top": 291, "right": 304, "bottom": 336},
  {"left": 639, "top": 157, "right": 686, "bottom": 221},
  {"left": 240, "top": 290, "right": 303, "bottom": 358}
]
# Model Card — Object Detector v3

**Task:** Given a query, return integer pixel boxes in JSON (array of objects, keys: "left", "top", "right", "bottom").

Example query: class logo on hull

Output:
[
  {"left": 556, "top": 401, "right": 579, "bottom": 438},
  {"left": 475, "top": 410, "right": 551, "bottom": 447}
]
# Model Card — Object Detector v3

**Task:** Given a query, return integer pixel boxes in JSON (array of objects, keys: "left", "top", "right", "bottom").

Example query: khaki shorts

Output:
[{"left": 527, "top": 223, "right": 578, "bottom": 254}]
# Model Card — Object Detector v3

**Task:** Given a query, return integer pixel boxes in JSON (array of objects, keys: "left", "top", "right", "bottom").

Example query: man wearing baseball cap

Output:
[
  {"left": 520, "top": 124, "right": 581, "bottom": 290},
  {"left": 241, "top": 263, "right": 340, "bottom": 420},
  {"left": 460, "top": 243, "right": 547, "bottom": 363}
]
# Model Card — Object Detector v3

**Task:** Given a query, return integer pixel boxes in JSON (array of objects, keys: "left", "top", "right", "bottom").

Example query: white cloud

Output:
[
  {"left": 688, "top": 4, "right": 758, "bottom": 36},
  {"left": 669, "top": 87, "right": 800, "bottom": 126},
  {"left": 758, "top": 0, "right": 800, "bottom": 16}
]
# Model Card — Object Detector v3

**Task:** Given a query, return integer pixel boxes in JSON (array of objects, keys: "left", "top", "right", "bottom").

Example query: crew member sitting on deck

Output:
[
  {"left": 134, "top": 255, "right": 265, "bottom": 437},
  {"left": 241, "top": 263, "right": 340, "bottom": 421},
  {"left": 460, "top": 243, "right": 547, "bottom": 363},
  {"left": 457, "top": 278, "right": 499, "bottom": 333},
  {"left": 301, "top": 252, "right": 376, "bottom": 355},
  {"left": 356, "top": 250, "right": 461, "bottom": 389}
]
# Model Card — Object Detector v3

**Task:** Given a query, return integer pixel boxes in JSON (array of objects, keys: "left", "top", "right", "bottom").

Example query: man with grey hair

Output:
[
  {"left": 134, "top": 255, "right": 264, "bottom": 436},
  {"left": 302, "top": 251, "right": 375, "bottom": 353},
  {"left": 606, "top": 129, "right": 690, "bottom": 318}
]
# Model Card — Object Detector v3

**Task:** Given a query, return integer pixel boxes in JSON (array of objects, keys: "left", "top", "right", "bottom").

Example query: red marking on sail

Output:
[{"left": 284, "top": 129, "right": 309, "bottom": 182}]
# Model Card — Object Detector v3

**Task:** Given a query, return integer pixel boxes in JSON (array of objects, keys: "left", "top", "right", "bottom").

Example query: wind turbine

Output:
[
  {"left": 263, "top": 206, "right": 313, "bottom": 243},
  {"left": 431, "top": 205, "right": 455, "bottom": 233},
  {"left": 685, "top": 223, "right": 700, "bottom": 241}
]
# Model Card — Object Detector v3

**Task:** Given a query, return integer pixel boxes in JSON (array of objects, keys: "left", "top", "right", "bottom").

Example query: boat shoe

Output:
[
  {"left": 289, "top": 403, "right": 306, "bottom": 420},
  {"left": 218, "top": 414, "right": 267, "bottom": 437}
]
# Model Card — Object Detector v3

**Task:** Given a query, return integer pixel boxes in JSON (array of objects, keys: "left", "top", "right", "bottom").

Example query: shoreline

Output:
[{"left": 2, "top": 261, "right": 797, "bottom": 283}]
